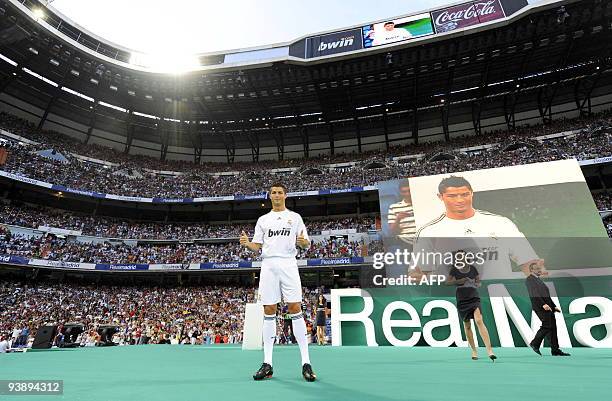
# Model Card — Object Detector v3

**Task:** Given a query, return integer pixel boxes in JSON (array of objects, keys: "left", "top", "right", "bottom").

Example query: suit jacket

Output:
[{"left": 525, "top": 274, "right": 557, "bottom": 311}]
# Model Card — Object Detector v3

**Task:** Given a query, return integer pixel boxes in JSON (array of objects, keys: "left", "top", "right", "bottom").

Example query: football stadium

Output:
[{"left": 0, "top": 0, "right": 612, "bottom": 399}]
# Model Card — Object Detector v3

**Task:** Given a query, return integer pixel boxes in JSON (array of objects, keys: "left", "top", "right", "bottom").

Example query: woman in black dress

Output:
[
  {"left": 447, "top": 251, "right": 497, "bottom": 361},
  {"left": 315, "top": 294, "right": 327, "bottom": 345}
]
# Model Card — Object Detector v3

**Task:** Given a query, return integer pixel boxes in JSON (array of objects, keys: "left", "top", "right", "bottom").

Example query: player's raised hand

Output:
[
  {"left": 240, "top": 231, "right": 249, "bottom": 247},
  {"left": 296, "top": 230, "right": 309, "bottom": 248}
]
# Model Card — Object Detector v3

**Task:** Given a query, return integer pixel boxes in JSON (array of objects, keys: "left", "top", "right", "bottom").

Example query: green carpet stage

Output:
[{"left": 1, "top": 345, "right": 610, "bottom": 401}]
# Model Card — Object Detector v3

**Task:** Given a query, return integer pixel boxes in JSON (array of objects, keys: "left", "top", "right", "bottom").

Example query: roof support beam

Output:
[
  {"left": 300, "top": 126, "right": 309, "bottom": 159},
  {"left": 124, "top": 110, "right": 135, "bottom": 154},
  {"left": 272, "top": 128, "right": 285, "bottom": 161},
  {"left": 574, "top": 68, "right": 601, "bottom": 118},
  {"left": 84, "top": 78, "right": 102, "bottom": 144},
  {"left": 156, "top": 101, "right": 171, "bottom": 161},
  {"left": 354, "top": 116, "right": 362, "bottom": 153},
  {"left": 222, "top": 131, "right": 236, "bottom": 164},
  {"left": 537, "top": 38, "right": 575, "bottom": 124},
  {"left": 84, "top": 100, "right": 99, "bottom": 145},
  {"left": 472, "top": 57, "right": 491, "bottom": 136},
  {"left": 246, "top": 129, "right": 260, "bottom": 162},
  {"left": 411, "top": 72, "right": 419, "bottom": 145},
  {"left": 382, "top": 109, "right": 390, "bottom": 150},
  {"left": 440, "top": 68, "right": 455, "bottom": 142},
  {"left": 327, "top": 122, "right": 335, "bottom": 155},
  {"left": 188, "top": 122, "right": 203, "bottom": 165},
  {"left": 38, "top": 57, "right": 74, "bottom": 130}
]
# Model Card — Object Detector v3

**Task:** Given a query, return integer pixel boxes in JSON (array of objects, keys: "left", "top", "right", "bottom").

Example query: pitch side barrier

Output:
[{"left": 0, "top": 254, "right": 369, "bottom": 272}]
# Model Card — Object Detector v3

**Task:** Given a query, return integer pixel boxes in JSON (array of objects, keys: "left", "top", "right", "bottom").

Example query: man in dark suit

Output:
[{"left": 525, "top": 264, "right": 570, "bottom": 356}]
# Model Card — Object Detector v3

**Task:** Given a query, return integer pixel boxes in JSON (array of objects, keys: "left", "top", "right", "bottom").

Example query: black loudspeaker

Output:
[
  {"left": 32, "top": 325, "right": 57, "bottom": 349},
  {"left": 61, "top": 323, "right": 84, "bottom": 348},
  {"left": 97, "top": 325, "right": 118, "bottom": 346},
  {"left": 62, "top": 324, "right": 84, "bottom": 342}
]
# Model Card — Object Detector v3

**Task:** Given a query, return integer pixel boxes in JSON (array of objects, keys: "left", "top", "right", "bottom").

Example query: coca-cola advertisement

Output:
[{"left": 432, "top": 0, "right": 506, "bottom": 33}]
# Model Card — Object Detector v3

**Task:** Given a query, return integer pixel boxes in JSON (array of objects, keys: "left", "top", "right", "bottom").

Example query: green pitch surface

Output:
[{"left": 1, "top": 345, "right": 610, "bottom": 401}]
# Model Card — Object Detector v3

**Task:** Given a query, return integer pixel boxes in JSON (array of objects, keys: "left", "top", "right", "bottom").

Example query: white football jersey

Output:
[
  {"left": 252, "top": 209, "right": 309, "bottom": 259},
  {"left": 372, "top": 28, "right": 412, "bottom": 46},
  {"left": 414, "top": 210, "right": 539, "bottom": 280}
]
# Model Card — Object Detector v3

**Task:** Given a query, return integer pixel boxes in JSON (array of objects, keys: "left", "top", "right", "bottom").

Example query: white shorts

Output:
[{"left": 258, "top": 257, "right": 302, "bottom": 305}]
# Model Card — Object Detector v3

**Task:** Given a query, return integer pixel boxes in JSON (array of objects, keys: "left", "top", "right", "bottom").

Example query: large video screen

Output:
[
  {"left": 377, "top": 159, "right": 611, "bottom": 283},
  {"left": 362, "top": 13, "right": 434, "bottom": 48}
]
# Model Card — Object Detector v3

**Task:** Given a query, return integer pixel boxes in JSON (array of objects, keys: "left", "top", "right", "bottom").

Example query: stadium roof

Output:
[{"left": 0, "top": 0, "right": 611, "bottom": 162}]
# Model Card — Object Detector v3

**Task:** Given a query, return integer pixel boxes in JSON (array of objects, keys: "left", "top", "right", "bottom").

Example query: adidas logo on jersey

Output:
[{"left": 268, "top": 228, "right": 291, "bottom": 237}]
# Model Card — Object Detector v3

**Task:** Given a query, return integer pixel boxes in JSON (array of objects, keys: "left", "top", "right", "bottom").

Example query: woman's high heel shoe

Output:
[{"left": 489, "top": 354, "right": 497, "bottom": 362}]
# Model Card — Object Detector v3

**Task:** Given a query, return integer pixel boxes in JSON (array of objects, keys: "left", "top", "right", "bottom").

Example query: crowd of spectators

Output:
[
  {"left": 1, "top": 111, "right": 610, "bottom": 198},
  {"left": 604, "top": 215, "right": 612, "bottom": 237},
  {"left": 0, "top": 203, "right": 376, "bottom": 239},
  {"left": 594, "top": 192, "right": 612, "bottom": 211},
  {"left": 0, "top": 227, "right": 378, "bottom": 264},
  {"left": 0, "top": 279, "right": 326, "bottom": 348}
]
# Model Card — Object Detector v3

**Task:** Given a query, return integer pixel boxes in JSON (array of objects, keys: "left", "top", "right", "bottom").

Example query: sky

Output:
[{"left": 50, "top": 0, "right": 450, "bottom": 55}]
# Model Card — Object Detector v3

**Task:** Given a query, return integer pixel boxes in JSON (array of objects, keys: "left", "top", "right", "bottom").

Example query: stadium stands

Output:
[
  {"left": 1, "top": 111, "right": 611, "bottom": 198},
  {"left": 0, "top": 203, "right": 376, "bottom": 239},
  {"left": 0, "top": 228, "right": 377, "bottom": 264},
  {"left": 0, "top": 279, "right": 322, "bottom": 347}
]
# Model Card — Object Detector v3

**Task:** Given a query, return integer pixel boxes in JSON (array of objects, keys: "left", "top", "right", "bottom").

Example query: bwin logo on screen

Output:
[{"left": 318, "top": 36, "right": 354, "bottom": 52}]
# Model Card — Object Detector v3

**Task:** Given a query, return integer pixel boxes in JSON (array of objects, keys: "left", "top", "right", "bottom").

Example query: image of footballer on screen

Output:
[
  {"left": 363, "top": 14, "right": 434, "bottom": 48},
  {"left": 364, "top": 21, "right": 412, "bottom": 46},
  {"left": 412, "top": 175, "right": 545, "bottom": 281}
]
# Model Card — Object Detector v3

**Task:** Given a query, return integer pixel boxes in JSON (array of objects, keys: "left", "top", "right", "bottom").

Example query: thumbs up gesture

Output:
[
  {"left": 296, "top": 230, "right": 309, "bottom": 249},
  {"left": 240, "top": 231, "right": 249, "bottom": 247}
]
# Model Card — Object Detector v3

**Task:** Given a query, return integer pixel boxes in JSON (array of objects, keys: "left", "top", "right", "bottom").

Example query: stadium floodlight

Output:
[
  {"left": 32, "top": 8, "right": 45, "bottom": 21},
  {"left": 129, "top": 52, "right": 200, "bottom": 74}
]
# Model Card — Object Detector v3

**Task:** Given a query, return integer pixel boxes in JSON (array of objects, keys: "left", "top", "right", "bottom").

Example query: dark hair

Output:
[
  {"left": 384, "top": 21, "right": 394, "bottom": 26},
  {"left": 269, "top": 182, "right": 288, "bottom": 194},
  {"left": 399, "top": 179, "right": 410, "bottom": 189},
  {"left": 438, "top": 176, "right": 473, "bottom": 194}
]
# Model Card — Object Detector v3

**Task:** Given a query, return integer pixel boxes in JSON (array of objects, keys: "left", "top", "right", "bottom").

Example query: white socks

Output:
[
  {"left": 290, "top": 312, "right": 311, "bottom": 365},
  {"left": 263, "top": 314, "right": 276, "bottom": 365}
]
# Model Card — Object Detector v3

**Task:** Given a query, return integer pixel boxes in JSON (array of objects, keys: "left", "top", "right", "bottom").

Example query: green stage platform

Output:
[{"left": 0, "top": 345, "right": 610, "bottom": 401}]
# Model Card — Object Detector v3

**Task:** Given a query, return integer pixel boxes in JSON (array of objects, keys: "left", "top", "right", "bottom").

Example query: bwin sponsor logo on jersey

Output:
[
  {"left": 268, "top": 228, "right": 291, "bottom": 237},
  {"left": 318, "top": 36, "right": 354, "bottom": 52}
]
